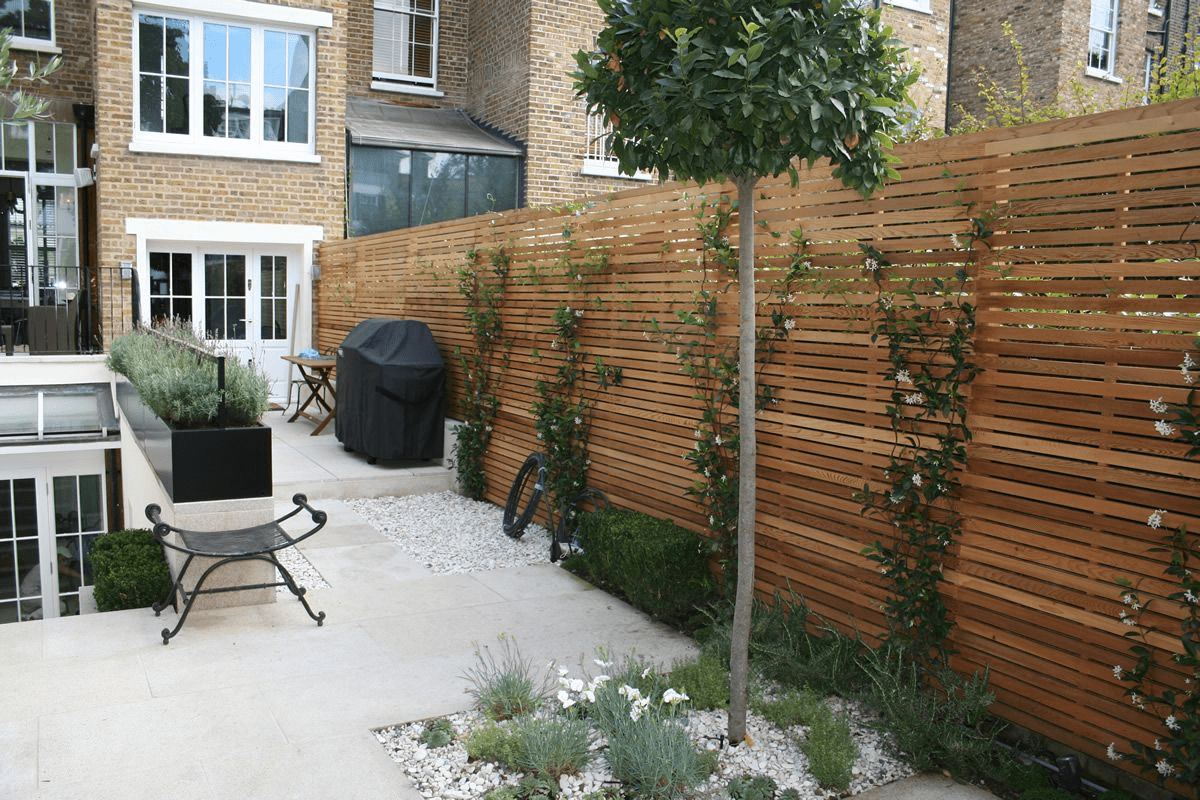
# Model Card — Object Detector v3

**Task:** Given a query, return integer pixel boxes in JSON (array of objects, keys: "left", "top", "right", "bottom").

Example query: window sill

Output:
[
  {"left": 581, "top": 159, "right": 655, "bottom": 181},
  {"left": 371, "top": 80, "right": 445, "bottom": 98},
  {"left": 10, "top": 38, "right": 60, "bottom": 55},
  {"left": 129, "top": 140, "right": 322, "bottom": 164},
  {"left": 884, "top": 0, "right": 933, "bottom": 13},
  {"left": 1085, "top": 67, "right": 1123, "bottom": 84}
]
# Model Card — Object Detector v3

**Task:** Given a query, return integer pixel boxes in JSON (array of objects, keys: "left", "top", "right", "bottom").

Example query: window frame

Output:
[
  {"left": 131, "top": 0, "right": 331, "bottom": 162},
  {"left": 580, "top": 108, "right": 655, "bottom": 182},
  {"left": 2, "top": 0, "right": 57, "bottom": 52},
  {"left": 372, "top": 0, "right": 441, "bottom": 96},
  {"left": 1087, "top": 0, "right": 1123, "bottom": 82}
]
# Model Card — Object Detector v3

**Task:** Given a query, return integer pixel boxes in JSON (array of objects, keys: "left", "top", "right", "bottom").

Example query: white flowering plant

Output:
[
  {"left": 644, "top": 198, "right": 801, "bottom": 587},
  {"left": 554, "top": 653, "right": 691, "bottom": 734},
  {"left": 454, "top": 246, "right": 511, "bottom": 500},
  {"left": 857, "top": 231, "right": 984, "bottom": 666},
  {"left": 532, "top": 299, "right": 622, "bottom": 535},
  {"left": 1110, "top": 347, "right": 1200, "bottom": 796}
]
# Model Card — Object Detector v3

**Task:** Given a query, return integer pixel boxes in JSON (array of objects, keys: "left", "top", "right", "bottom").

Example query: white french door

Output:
[
  {"left": 149, "top": 246, "right": 298, "bottom": 400},
  {"left": 0, "top": 452, "right": 108, "bottom": 624}
]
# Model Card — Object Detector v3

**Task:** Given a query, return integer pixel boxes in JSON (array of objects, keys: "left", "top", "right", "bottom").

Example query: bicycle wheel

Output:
[
  {"left": 551, "top": 486, "right": 610, "bottom": 562},
  {"left": 503, "top": 452, "right": 545, "bottom": 538}
]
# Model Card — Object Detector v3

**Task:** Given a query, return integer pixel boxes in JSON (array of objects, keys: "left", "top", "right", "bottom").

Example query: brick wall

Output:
[
  {"left": 466, "top": 0, "right": 531, "bottom": 141},
  {"left": 949, "top": 0, "right": 1164, "bottom": 127},
  {"left": 879, "top": 0, "right": 952, "bottom": 133},
  {"left": 92, "top": 0, "right": 347, "bottom": 279}
]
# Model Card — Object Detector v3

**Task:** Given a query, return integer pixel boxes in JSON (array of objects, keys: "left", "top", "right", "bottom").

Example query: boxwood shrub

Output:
[
  {"left": 90, "top": 528, "right": 172, "bottom": 612},
  {"left": 567, "top": 508, "right": 717, "bottom": 630}
]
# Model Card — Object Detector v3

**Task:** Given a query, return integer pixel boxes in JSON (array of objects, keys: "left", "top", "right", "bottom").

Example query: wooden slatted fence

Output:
[{"left": 317, "top": 98, "right": 1200, "bottom": 787}]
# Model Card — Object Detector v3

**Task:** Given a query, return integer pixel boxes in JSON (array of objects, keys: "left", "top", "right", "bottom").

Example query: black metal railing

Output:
[{"left": 0, "top": 264, "right": 140, "bottom": 356}]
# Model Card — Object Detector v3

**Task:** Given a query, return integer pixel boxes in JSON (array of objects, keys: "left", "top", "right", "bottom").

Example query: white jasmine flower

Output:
[
  {"left": 574, "top": 416, "right": 582, "bottom": 426},
  {"left": 1155, "top": 738, "right": 1163, "bottom": 750},
  {"left": 950, "top": 233, "right": 961, "bottom": 249},
  {"left": 1186, "top": 590, "right": 1197, "bottom": 604},
  {"left": 1166, "top": 714, "right": 1181, "bottom": 731},
  {"left": 714, "top": 435, "right": 723, "bottom": 446},
  {"left": 1106, "top": 743, "right": 1121, "bottom": 761},
  {"left": 574, "top": 309, "right": 584, "bottom": 318},
  {"left": 1155, "top": 419, "right": 1177, "bottom": 437},
  {"left": 784, "top": 318, "right": 795, "bottom": 330},
  {"left": 912, "top": 474, "right": 923, "bottom": 487},
  {"left": 894, "top": 369, "right": 912, "bottom": 385},
  {"left": 1113, "top": 665, "right": 1124, "bottom": 679},
  {"left": 903, "top": 392, "right": 925, "bottom": 405},
  {"left": 1148, "top": 509, "right": 1167, "bottom": 529},
  {"left": 1156, "top": 759, "right": 1173, "bottom": 777},
  {"left": 865, "top": 257, "right": 880, "bottom": 272},
  {"left": 1150, "top": 397, "right": 1169, "bottom": 414}
]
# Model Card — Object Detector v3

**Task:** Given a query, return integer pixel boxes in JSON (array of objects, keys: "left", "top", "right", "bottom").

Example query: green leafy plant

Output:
[
  {"left": 418, "top": 718, "right": 455, "bottom": 748},
  {"left": 107, "top": 320, "right": 269, "bottom": 428},
  {"left": 569, "top": 508, "right": 717, "bottom": 630},
  {"left": 667, "top": 652, "right": 729, "bottom": 711},
  {"left": 801, "top": 703, "right": 858, "bottom": 790},
  {"left": 454, "top": 246, "right": 510, "bottom": 499},
  {"left": 0, "top": 29, "right": 61, "bottom": 120},
  {"left": 462, "top": 634, "right": 553, "bottom": 721},
  {"left": 465, "top": 721, "right": 521, "bottom": 766},
  {"left": 531, "top": 287, "right": 622, "bottom": 529},
  {"left": 1110, "top": 346, "right": 1200, "bottom": 796},
  {"left": 858, "top": 643, "right": 1000, "bottom": 780},
  {"left": 510, "top": 715, "right": 592, "bottom": 779},
  {"left": 857, "top": 229, "right": 986, "bottom": 666},
  {"left": 726, "top": 774, "right": 777, "bottom": 800},
  {"left": 752, "top": 686, "right": 825, "bottom": 731},
  {"left": 645, "top": 199, "right": 800, "bottom": 585},
  {"left": 89, "top": 528, "right": 172, "bottom": 612}
]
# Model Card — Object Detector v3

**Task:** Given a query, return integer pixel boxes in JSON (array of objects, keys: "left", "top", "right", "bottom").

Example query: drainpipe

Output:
[{"left": 945, "top": 0, "right": 958, "bottom": 134}]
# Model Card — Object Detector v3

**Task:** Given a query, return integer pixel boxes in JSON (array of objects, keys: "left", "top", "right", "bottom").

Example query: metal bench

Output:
[{"left": 145, "top": 494, "right": 328, "bottom": 644}]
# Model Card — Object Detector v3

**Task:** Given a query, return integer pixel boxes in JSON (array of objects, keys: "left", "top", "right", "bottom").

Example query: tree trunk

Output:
[{"left": 727, "top": 173, "right": 759, "bottom": 744}]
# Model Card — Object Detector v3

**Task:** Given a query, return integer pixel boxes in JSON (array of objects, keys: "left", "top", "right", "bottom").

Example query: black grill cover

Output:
[{"left": 335, "top": 319, "right": 445, "bottom": 461}]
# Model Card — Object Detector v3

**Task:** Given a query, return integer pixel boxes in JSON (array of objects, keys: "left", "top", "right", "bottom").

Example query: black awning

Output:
[{"left": 346, "top": 97, "right": 523, "bottom": 157}]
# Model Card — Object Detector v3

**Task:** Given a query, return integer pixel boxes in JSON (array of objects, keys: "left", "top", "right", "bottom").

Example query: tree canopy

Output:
[{"left": 573, "top": 0, "right": 916, "bottom": 195}]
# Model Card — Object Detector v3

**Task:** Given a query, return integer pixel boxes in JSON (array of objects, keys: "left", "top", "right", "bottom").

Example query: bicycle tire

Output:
[
  {"left": 551, "top": 486, "right": 610, "bottom": 562},
  {"left": 503, "top": 452, "right": 545, "bottom": 538}
]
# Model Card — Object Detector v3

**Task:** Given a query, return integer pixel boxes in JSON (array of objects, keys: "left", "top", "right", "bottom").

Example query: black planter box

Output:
[{"left": 116, "top": 381, "right": 273, "bottom": 503}]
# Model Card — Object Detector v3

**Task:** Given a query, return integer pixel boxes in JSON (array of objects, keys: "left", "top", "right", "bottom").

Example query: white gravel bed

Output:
[
  {"left": 375, "top": 700, "right": 913, "bottom": 799},
  {"left": 341, "top": 491, "right": 914, "bottom": 797},
  {"left": 346, "top": 491, "right": 556, "bottom": 574}
]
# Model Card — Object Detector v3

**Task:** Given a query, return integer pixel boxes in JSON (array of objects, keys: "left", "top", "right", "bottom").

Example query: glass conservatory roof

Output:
[{"left": 0, "top": 384, "right": 118, "bottom": 444}]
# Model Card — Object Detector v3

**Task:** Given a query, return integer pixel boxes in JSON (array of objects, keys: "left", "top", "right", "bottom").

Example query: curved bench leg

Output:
[
  {"left": 154, "top": 553, "right": 193, "bottom": 617},
  {"left": 159, "top": 555, "right": 237, "bottom": 645},
  {"left": 268, "top": 553, "right": 326, "bottom": 626}
]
